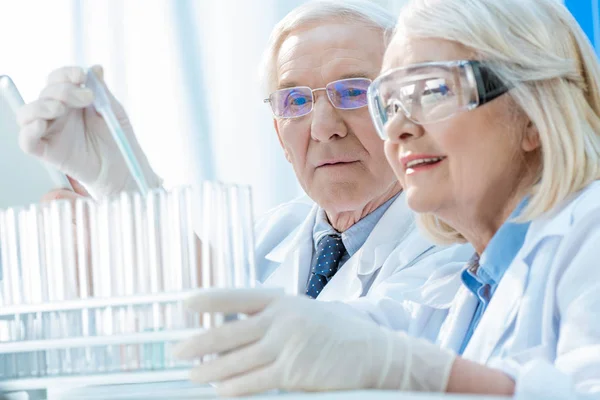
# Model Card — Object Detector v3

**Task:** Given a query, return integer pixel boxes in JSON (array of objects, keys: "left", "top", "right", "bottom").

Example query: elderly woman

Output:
[{"left": 174, "top": 0, "right": 600, "bottom": 398}]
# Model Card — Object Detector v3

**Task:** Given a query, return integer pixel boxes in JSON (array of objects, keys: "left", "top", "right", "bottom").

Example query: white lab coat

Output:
[
  {"left": 437, "top": 181, "right": 600, "bottom": 399},
  {"left": 254, "top": 193, "right": 473, "bottom": 340}
]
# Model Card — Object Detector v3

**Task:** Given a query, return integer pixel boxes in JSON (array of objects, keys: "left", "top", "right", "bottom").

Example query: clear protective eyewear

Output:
[
  {"left": 367, "top": 60, "right": 509, "bottom": 139},
  {"left": 264, "top": 77, "right": 372, "bottom": 119}
]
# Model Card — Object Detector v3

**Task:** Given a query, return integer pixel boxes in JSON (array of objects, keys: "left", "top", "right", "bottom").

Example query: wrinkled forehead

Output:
[{"left": 276, "top": 23, "right": 386, "bottom": 88}]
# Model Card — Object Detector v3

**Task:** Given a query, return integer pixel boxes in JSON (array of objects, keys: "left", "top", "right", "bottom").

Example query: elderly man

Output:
[{"left": 17, "top": 0, "right": 471, "bottom": 336}]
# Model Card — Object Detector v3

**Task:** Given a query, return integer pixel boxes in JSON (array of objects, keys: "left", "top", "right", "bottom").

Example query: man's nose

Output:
[{"left": 310, "top": 91, "right": 348, "bottom": 142}]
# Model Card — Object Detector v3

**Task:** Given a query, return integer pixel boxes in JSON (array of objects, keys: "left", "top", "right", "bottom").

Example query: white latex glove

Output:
[
  {"left": 173, "top": 289, "right": 456, "bottom": 397},
  {"left": 17, "top": 66, "right": 162, "bottom": 199}
]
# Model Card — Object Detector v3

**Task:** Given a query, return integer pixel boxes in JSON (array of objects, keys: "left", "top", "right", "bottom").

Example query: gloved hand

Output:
[
  {"left": 41, "top": 176, "right": 91, "bottom": 204},
  {"left": 17, "top": 66, "right": 162, "bottom": 199},
  {"left": 173, "top": 289, "right": 457, "bottom": 397}
]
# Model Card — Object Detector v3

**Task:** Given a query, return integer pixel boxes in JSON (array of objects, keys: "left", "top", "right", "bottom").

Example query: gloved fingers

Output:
[
  {"left": 87, "top": 65, "right": 115, "bottom": 99},
  {"left": 88, "top": 65, "right": 120, "bottom": 103},
  {"left": 188, "top": 341, "right": 276, "bottom": 385},
  {"left": 185, "top": 288, "right": 284, "bottom": 315},
  {"left": 216, "top": 364, "right": 279, "bottom": 397},
  {"left": 39, "top": 82, "right": 94, "bottom": 109},
  {"left": 40, "top": 189, "right": 83, "bottom": 204},
  {"left": 19, "top": 119, "right": 48, "bottom": 155},
  {"left": 67, "top": 176, "right": 91, "bottom": 197},
  {"left": 173, "top": 314, "right": 267, "bottom": 360},
  {"left": 17, "top": 98, "right": 68, "bottom": 126},
  {"left": 88, "top": 65, "right": 122, "bottom": 107},
  {"left": 47, "top": 66, "right": 87, "bottom": 86},
  {"left": 90, "top": 65, "right": 104, "bottom": 81}
]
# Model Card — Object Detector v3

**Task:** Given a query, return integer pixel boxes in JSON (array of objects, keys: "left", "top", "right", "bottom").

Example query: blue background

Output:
[{"left": 566, "top": 0, "right": 599, "bottom": 56}]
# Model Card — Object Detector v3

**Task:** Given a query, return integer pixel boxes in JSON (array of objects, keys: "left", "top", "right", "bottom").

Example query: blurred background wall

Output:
[{"left": 1, "top": 0, "right": 596, "bottom": 216}]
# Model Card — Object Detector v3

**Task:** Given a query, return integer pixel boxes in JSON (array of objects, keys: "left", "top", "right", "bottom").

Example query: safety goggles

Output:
[
  {"left": 367, "top": 60, "right": 509, "bottom": 139},
  {"left": 264, "top": 78, "right": 372, "bottom": 119}
]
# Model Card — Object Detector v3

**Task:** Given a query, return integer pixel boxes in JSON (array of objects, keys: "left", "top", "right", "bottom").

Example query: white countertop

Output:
[{"left": 1, "top": 371, "right": 512, "bottom": 400}]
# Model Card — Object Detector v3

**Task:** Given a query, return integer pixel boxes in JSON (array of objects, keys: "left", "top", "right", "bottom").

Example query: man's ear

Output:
[
  {"left": 522, "top": 120, "right": 541, "bottom": 152},
  {"left": 274, "top": 119, "right": 291, "bottom": 163}
]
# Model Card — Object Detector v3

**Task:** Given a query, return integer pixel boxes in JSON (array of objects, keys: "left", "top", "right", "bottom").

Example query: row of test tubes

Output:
[{"left": 0, "top": 183, "right": 256, "bottom": 380}]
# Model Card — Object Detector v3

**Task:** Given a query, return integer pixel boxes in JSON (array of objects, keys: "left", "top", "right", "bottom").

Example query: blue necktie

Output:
[{"left": 306, "top": 234, "right": 347, "bottom": 299}]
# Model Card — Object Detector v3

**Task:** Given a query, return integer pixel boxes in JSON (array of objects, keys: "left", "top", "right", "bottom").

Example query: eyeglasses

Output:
[
  {"left": 367, "top": 60, "right": 510, "bottom": 139},
  {"left": 264, "top": 78, "right": 372, "bottom": 119}
]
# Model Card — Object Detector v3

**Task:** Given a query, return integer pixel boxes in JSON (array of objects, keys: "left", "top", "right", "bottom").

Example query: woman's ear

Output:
[{"left": 521, "top": 120, "right": 541, "bottom": 152}]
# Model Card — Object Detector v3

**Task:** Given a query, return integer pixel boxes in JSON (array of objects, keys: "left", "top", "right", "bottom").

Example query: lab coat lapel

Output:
[
  {"left": 262, "top": 205, "right": 318, "bottom": 295},
  {"left": 316, "top": 253, "right": 363, "bottom": 301},
  {"left": 356, "top": 192, "right": 416, "bottom": 276},
  {"left": 317, "top": 194, "right": 414, "bottom": 302},
  {"left": 436, "top": 285, "right": 479, "bottom": 353},
  {"left": 462, "top": 259, "right": 528, "bottom": 363}
]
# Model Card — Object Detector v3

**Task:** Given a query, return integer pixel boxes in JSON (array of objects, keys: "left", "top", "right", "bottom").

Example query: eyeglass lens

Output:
[{"left": 268, "top": 78, "right": 371, "bottom": 118}]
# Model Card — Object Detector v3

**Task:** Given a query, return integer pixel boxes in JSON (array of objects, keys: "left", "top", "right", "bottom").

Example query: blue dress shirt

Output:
[{"left": 458, "top": 198, "right": 531, "bottom": 354}]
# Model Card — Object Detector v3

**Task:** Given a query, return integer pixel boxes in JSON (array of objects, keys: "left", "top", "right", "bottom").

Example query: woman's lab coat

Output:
[
  {"left": 437, "top": 181, "right": 600, "bottom": 398},
  {"left": 254, "top": 192, "right": 473, "bottom": 340}
]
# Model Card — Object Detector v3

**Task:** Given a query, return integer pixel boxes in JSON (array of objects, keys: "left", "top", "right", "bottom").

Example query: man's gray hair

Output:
[{"left": 260, "top": 0, "right": 397, "bottom": 95}]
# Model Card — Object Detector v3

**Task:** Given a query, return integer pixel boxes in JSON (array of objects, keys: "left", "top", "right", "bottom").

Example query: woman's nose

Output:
[{"left": 385, "top": 112, "right": 424, "bottom": 143}]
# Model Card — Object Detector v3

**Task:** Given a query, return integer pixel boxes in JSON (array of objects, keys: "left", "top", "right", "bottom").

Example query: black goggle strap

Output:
[{"left": 471, "top": 60, "right": 511, "bottom": 106}]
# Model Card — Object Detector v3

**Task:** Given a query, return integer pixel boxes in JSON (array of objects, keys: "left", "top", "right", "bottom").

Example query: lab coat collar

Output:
[
  {"left": 355, "top": 192, "right": 415, "bottom": 276},
  {"left": 266, "top": 193, "right": 411, "bottom": 277},
  {"left": 262, "top": 204, "right": 318, "bottom": 294},
  {"left": 315, "top": 195, "right": 412, "bottom": 302},
  {"left": 522, "top": 181, "right": 600, "bottom": 244},
  {"left": 264, "top": 204, "right": 318, "bottom": 263}
]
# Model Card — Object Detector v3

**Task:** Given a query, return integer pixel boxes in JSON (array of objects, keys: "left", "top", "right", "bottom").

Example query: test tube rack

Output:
[{"left": 0, "top": 184, "right": 256, "bottom": 399}]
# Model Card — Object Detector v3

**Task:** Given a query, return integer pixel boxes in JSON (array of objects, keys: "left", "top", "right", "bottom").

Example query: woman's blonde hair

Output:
[
  {"left": 260, "top": 0, "right": 397, "bottom": 96},
  {"left": 392, "top": 0, "right": 600, "bottom": 244}
]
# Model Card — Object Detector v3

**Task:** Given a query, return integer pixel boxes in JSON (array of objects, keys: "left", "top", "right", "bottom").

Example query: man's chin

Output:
[{"left": 310, "top": 182, "right": 370, "bottom": 213}]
